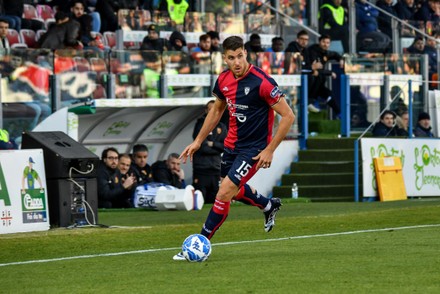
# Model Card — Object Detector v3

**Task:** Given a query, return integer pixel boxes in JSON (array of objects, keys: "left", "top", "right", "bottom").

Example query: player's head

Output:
[
  {"left": 132, "top": 144, "right": 149, "bottom": 168},
  {"left": 102, "top": 147, "right": 119, "bottom": 169},
  {"left": 222, "top": 36, "right": 249, "bottom": 78}
]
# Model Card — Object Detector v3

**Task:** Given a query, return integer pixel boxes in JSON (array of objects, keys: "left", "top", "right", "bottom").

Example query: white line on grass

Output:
[{"left": 1, "top": 223, "right": 439, "bottom": 267}]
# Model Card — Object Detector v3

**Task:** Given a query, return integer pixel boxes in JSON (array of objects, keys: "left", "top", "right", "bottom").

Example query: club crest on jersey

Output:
[
  {"left": 270, "top": 86, "right": 281, "bottom": 98},
  {"left": 223, "top": 86, "right": 229, "bottom": 92},
  {"left": 244, "top": 87, "right": 250, "bottom": 95}
]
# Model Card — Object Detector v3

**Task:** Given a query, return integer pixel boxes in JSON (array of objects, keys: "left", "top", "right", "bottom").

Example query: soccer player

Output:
[{"left": 173, "top": 36, "right": 295, "bottom": 260}]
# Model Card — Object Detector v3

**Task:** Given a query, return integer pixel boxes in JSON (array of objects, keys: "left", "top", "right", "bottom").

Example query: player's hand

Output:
[
  {"left": 180, "top": 141, "right": 201, "bottom": 163},
  {"left": 252, "top": 149, "right": 273, "bottom": 170}
]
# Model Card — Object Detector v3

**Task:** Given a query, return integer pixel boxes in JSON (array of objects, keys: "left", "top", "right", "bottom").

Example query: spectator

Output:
[
  {"left": 192, "top": 100, "right": 227, "bottom": 204},
  {"left": 394, "top": 0, "right": 417, "bottom": 22},
  {"left": 356, "top": 0, "right": 391, "bottom": 53},
  {"left": 244, "top": 33, "right": 264, "bottom": 63},
  {"left": 413, "top": 0, "right": 440, "bottom": 22},
  {"left": 372, "top": 110, "right": 403, "bottom": 136},
  {"left": 306, "top": 34, "right": 342, "bottom": 115},
  {"left": 207, "top": 30, "right": 221, "bottom": 52},
  {"left": 168, "top": 30, "right": 187, "bottom": 52},
  {"left": 376, "top": 0, "right": 398, "bottom": 39},
  {"left": 414, "top": 112, "right": 435, "bottom": 137},
  {"left": 0, "top": 19, "right": 9, "bottom": 49},
  {"left": 93, "top": 0, "right": 118, "bottom": 33},
  {"left": 131, "top": 144, "right": 153, "bottom": 184},
  {"left": 406, "top": 36, "right": 437, "bottom": 78},
  {"left": 390, "top": 85, "right": 408, "bottom": 115},
  {"left": 265, "top": 37, "right": 284, "bottom": 53},
  {"left": 284, "top": 30, "right": 314, "bottom": 74},
  {"left": 319, "top": 0, "right": 349, "bottom": 52},
  {"left": 97, "top": 147, "right": 136, "bottom": 208},
  {"left": 38, "top": 12, "right": 81, "bottom": 50},
  {"left": 140, "top": 24, "right": 169, "bottom": 51},
  {"left": 152, "top": 153, "right": 185, "bottom": 188},
  {"left": 351, "top": 111, "right": 371, "bottom": 128},
  {"left": 70, "top": 0, "right": 94, "bottom": 46},
  {"left": 190, "top": 33, "right": 211, "bottom": 73},
  {"left": 396, "top": 110, "right": 409, "bottom": 136},
  {"left": 3, "top": 0, "right": 44, "bottom": 32}
]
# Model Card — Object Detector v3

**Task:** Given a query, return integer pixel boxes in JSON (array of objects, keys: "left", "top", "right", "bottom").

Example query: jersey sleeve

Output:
[
  {"left": 259, "top": 76, "right": 285, "bottom": 106},
  {"left": 212, "top": 78, "right": 226, "bottom": 101}
]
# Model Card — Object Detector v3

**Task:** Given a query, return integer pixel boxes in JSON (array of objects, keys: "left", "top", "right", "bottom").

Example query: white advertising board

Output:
[
  {"left": 0, "top": 149, "right": 50, "bottom": 234},
  {"left": 361, "top": 138, "right": 440, "bottom": 197}
]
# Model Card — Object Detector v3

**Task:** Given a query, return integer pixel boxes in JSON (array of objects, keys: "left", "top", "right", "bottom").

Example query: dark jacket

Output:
[
  {"left": 130, "top": 163, "right": 153, "bottom": 185},
  {"left": 141, "top": 37, "right": 169, "bottom": 51},
  {"left": 97, "top": 163, "right": 130, "bottom": 208},
  {"left": 394, "top": 0, "right": 416, "bottom": 20},
  {"left": 372, "top": 121, "right": 403, "bottom": 137},
  {"left": 376, "top": 0, "right": 398, "bottom": 38},
  {"left": 38, "top": 19, "right": 80, "bottom": 49},
  {"left": 356, "top": 0, "right": 380, "bottom": 35},
  {"left": 151, "top": 160, "right": 183, "bottom": 188},
  {"left": 306, "top": 43, "right": 341, "bottom": 75},
  {"left": 414, "top": 1, "right": 440, "bottom": 22},
  {"left": 413, "top": 123, "right": 434, "bottom": 137},
  {"left": 192, "top": 115, "right": 227, "bottom": 176}
]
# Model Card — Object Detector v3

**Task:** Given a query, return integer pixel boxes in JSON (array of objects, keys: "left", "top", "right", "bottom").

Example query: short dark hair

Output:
[
  {"left": 133, "top": 144, "right": 148, "bottom": 154},
  {"left": 249, "top": 33, "right": 260, "bottom": 41},
  {"left": 319, "top": 34, "right": 331, "bottom": 42},
  {"left": 167, "top": 153, "right": 179, "bottom": 160},
  {"left": 0, "top": 19, "right": 9, "bottom": 26},
  {"left": 207, "top": 31, "right": 220, "bottom": 40},
  {"left": 297, "top": 30, "right": 308, "bottom": 38},
  {"left": 55, "top": 11, "right": 68, "bottom": 22},
  {"left": 380, "top": 110, "right": 396, "bottom": 120},
  {"left": 272, "top": 37, "right": 284, "bottom": 44},
  {"left": 199, "top": 34, "right": 211, "bottom": 42},
  {"left": 102, "top": 147, "right": 119, "bottom": 160},
  {"left": 222, "top": 36, "right": 244, "bottom": 52}
]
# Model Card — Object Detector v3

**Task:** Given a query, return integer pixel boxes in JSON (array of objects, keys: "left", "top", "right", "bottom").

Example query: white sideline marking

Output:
[{"left": 1, "top": 224, "right": 439, "bottom": 267}]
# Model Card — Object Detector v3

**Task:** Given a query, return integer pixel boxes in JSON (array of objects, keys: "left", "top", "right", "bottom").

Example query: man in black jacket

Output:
[
  {"left": 306, "top": 34, "right": 342, "bottom": 115},
  {"left": 192, "top": 100, "right": 227, "bottom": 203},
  {"left": 97, "top": 147, "right": 136, "bottom": 208},
  {"left": 38, "top": 12, "right": 81, "bottom": 49},
  {"left": 152, "top": 153, "right": 185, "bottom": 188},
  {"left": 372, "top": 110, "right": 405, "bottom": 137}
]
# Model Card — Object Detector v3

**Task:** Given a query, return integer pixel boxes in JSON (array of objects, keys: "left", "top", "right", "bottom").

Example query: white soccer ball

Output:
[{"left": 182, "top": 234, "right": 212, "bottom": 262}]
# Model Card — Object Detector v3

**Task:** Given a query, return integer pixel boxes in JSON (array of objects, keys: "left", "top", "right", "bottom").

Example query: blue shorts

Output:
[{"left": 221, "top": 148, "right": 260, "bottom": 187}]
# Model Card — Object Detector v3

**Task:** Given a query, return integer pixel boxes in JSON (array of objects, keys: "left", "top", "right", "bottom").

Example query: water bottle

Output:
[{"left": 291, "top": 183, "right": 298, "bottom": 199}]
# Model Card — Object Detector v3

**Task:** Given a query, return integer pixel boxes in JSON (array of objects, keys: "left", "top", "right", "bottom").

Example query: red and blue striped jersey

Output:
[{"left": 212, "top": 64, "right": 284, "bottom": 151}]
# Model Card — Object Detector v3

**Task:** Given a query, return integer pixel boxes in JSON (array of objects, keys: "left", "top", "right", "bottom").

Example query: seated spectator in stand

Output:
[
  {"left": 306, "top": 34, "right": 342, "bottom": 115},
  {"left": 372, "top": 110, "right": 405, "bottom": 137},
  {"left": 97, "top": 147, "right": 136, "bottom": 208},
  {"left": 0, "top": 19, "right": 10, "bottom": 49},
  {"left": 38, "top": 12, "right": 81, "bottom": 50},
  {"left": 394, "top": 0, "right": 416, "bottom": 22},
  {"left": 4, "top": 0, "right": 44, "bottom": 32},
  {"left": 406, "top": 36, "right": 437, "bottom": 78},
  {"left": 244, "top": 33, "right": 264, "bottom": 63},
  {"left": 207, "top": 31, "right": 221, "bottom": 52},
  {"left": 376, "top": 0, "right": 398, "bottom": 39},
  {"left": 152, "top": 153, "right": 185, "bottom": 188},
  {"left": 69, "top": 0, "right": 103, "bottom": 50},
  {"left": 351, "top": 111, "right": 371, "bottom": 128},
  {"left": 356, "top": 0, "right": 391, "bottom": 53},
  {"left": 390, "top": 85, "right": 408, "bottom": 115},
  {"left": 319, "top": 0, "right": 349, "bottom": 52},
  {"left": 414, "top": 112, "right": 435, "bottom": 137},
  {"left": 190, "top": 33, "right": 212, "bottom": 73},
  {"left": 140, "top": 24, "right": 169, "bottom": 51},
  {"left": 284, "top": 30, "right": 314, "bottom": 74},
  {"left": 131, "top": 144, "right": 153, "bottom": 184},
  {"left": 168, "top": 30, "right": 188, "bottom": 52},
  {"left": 414, "top": 0, "right": 440, "bottom": 22},
  {"left": 166, "top": 31, "right": 191, "bottom": 75},
  {"left": 396, "top": 110, "right": 409, "bottom": 136}
]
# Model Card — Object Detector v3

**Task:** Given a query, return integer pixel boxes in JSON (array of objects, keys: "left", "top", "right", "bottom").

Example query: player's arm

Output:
[
  {"left": 180, "top": 98, "right": 227, "bottom": 163},
  {"left": 253, "top": 96, "right": 295, "bottom": 169}
]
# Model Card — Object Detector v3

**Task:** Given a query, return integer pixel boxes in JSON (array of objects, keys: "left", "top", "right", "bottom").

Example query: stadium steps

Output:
[{"left": 273, "top": 137, "right": 362, "bottom": 202}]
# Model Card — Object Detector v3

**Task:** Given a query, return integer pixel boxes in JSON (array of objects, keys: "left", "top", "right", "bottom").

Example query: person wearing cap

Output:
[
  {"left": 414, "top": 112, "right": 435, "bottom": 137},
  {"left": 22, "top": 157, "right": 43, "bottom": 191},
  {"left": 140, "top": 24, "right": 169, "bottom": 51},
  {"left": 372, "top": 110, "right": 405, "bottom": 137}
]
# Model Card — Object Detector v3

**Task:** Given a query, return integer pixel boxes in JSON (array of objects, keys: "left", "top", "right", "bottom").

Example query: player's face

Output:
[
  {"left": 118, "top": 157, "right": 131, "bottom": 175},
  {"left": 104, "top": 151, "right": 119, "bottom": 169},
  {"left": 134, "top": 151, "right": 148, "bottom": 168},
  {"left": 223, "top": 47, "right": 249, "bottom": 78}
]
